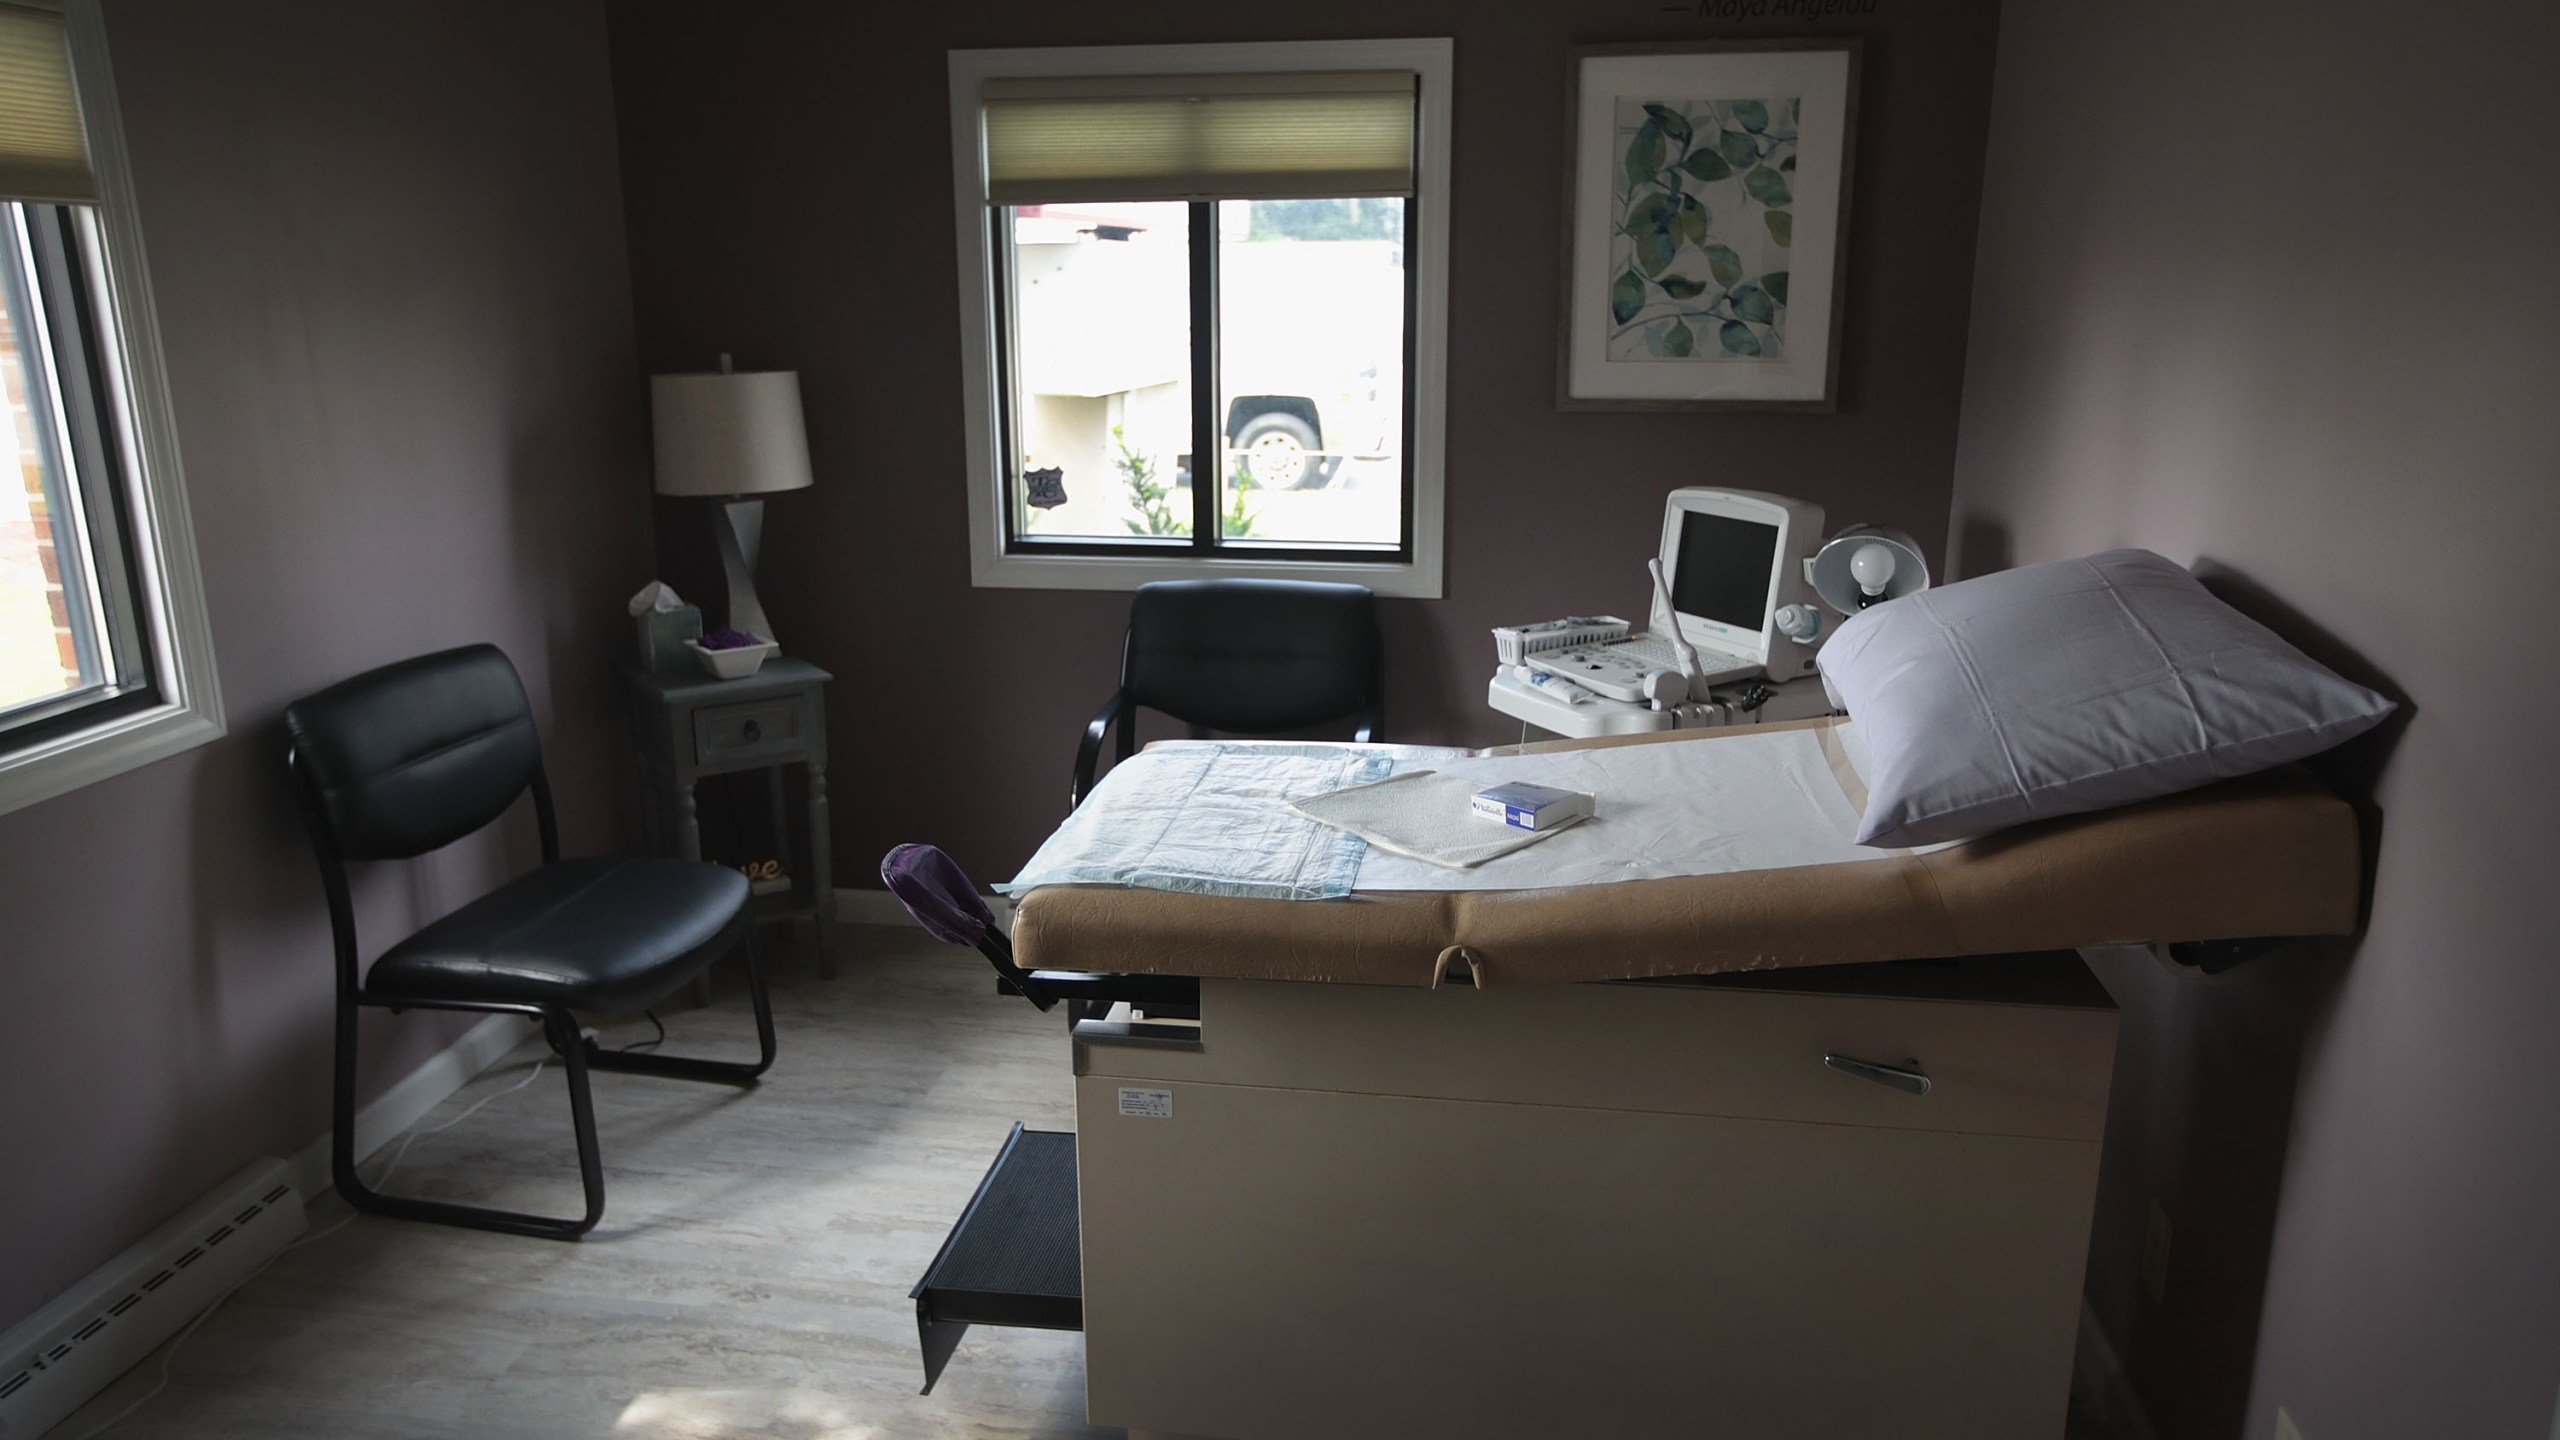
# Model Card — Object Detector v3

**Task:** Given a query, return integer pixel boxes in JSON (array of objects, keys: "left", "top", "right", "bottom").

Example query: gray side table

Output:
[{"left": 624, "top": 657, "right": 836, "bottom": 992}]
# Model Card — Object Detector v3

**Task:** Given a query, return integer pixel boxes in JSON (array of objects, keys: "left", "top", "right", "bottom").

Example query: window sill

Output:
[
  {"left": 0, "top": 692, "right": 224, "bottom": 819},
  {"left": 974, "top": 547, "right": 1442, "bottom": 598}
]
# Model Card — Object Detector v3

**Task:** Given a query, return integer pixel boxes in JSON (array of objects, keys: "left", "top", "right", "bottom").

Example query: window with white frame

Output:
[
  {"left": 0, "top": 1, "right": 220, "bottom": 818},
  {"left": 948, "top": 41, "right": 1451, "bottom": 597}
]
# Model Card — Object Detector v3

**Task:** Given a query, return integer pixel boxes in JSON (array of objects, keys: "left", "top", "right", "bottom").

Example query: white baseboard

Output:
[
  {"left": 837, "top": 885, "right": 1011, "bottom": 932},
  {"left": 0, "top": 1158, "right": 305, "bottom": 1439},
  {"left": 285, "top": 1013, "right": 538, "bottom": 1201}
]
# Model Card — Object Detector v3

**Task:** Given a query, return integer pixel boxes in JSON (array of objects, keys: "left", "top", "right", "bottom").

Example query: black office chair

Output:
[
  {"left": 1073, "top": 578, "right": 1383, "bottom": 809},
  {"left": 284, "top": 643, "right": 776, "bottom": 1240}
]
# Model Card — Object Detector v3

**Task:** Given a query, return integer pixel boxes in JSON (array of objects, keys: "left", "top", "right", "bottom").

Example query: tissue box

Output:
[
  {"left": 1470, "top": 781, "right": 1595, "bottom": 832},
  {"left": 636, "top": 605, "right": 703, "bottom": 674}
]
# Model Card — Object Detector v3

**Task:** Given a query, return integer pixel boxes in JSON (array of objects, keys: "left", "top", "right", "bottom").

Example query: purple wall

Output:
[
  {"left": 0, "top": 2, "right": 648, "bottom": 1326},
  {"left": 605, "top": 0, "right": 2006, "bottom": 885},
  {"left": 1952, "top": 0, "right": 2560, "bottom": 1435}
]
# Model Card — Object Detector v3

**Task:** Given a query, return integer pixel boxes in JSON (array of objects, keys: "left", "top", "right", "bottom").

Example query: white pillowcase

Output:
[{"left": 1817, "top": 549, "right": 2394, "bottom": 848}]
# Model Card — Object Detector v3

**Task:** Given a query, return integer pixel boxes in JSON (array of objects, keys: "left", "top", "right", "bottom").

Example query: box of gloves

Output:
[{"left": 1469, "top": 781, "right": 1595, "bottom": 833}]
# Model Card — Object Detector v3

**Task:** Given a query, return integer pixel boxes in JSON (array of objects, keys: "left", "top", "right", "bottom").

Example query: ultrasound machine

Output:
[{"left": 1488, "top": 487, "right": 1930, "bottom": 738}]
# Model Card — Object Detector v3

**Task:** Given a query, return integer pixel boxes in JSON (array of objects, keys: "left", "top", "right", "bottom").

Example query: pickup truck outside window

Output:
[{"left": 998, "top": 196, "right": 1411, "bottom": 559}]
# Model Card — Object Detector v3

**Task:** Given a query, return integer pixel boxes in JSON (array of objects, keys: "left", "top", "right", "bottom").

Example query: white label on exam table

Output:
[{"left": 1117, "top": 1087, "right": 1175, "bottom": 1119}]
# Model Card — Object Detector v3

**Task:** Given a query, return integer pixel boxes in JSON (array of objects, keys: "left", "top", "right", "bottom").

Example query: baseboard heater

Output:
[
  {"left": 0, "top": 1157, "right": 306, "bottom": 1439},
  {"left": 910, "top": 1123, "right": 1081, "bottom": 1394}
]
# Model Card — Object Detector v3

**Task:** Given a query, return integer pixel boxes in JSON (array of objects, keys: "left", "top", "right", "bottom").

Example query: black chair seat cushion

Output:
[{"left": 365, "top": 858, "right": 751, "bottom": 1015}]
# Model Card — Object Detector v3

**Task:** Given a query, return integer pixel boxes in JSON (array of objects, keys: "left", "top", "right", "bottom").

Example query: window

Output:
[
  {"left": 2, "top": 205, "right": 147, "bottom": 736},
  {"left": 0, "top": 2, "right": 220, "bottom": 818},
  {"left": 949, "top": 41, "right": 1451, "bottom": 597}
]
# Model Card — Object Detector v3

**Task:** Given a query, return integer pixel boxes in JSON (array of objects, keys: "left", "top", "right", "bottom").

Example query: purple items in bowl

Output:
[{"left": 685, "top": 628, "right": 777, "bottom": 678}]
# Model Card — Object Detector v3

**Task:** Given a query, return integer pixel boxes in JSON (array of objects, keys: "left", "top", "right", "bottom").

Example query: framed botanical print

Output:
[{"left": 1557, "top": 40, "right": 1861, "bottom": 411}]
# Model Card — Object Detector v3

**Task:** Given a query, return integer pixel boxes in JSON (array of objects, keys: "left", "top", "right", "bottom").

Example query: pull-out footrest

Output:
[{"left": 910, "top": 1122, "right": 1081, "bottom": 1394}]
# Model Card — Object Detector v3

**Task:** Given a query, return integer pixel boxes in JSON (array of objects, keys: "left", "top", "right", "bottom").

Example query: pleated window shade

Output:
[
  {"left": 981, "top": 72, "right": 1417, "bottom": 204},
  {"left": 0, "top": 1, "right": 89, "bottom": 205}
]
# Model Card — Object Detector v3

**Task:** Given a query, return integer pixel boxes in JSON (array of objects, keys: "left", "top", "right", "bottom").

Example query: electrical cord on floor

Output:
[
  {"left": 618, "top": 1010, "right": 665, "bottom": 1052},
  {"left": 55, "top": 1279, "right": 238, "bottom": 1440},
  {"left": 57, "top": 1057, "right": 551, "bottom": 1440},
  {"left": 296, "top": 1057, "right": 551, "bottom": 1247}
]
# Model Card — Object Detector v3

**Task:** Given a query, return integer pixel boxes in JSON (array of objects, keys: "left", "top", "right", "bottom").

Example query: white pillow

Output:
[{"left": 1818, "top": 549, "right": 2393, "bottom": 848}]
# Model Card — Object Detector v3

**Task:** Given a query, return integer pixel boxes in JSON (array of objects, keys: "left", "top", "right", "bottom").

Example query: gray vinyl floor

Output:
[
  {"left": 58, "top": 924, "right": 1111, "bottom": 1440},
  {"left": 58, "top": 922, "right": 2141, "bottom": 1440}
]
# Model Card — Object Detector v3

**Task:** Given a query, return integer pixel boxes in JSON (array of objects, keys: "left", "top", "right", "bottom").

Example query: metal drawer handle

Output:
[
  {"left": 1823, "top": 1053, "right": 1931, "bottom": 1096},
  {"left": 742, "top": 719, "right": 762, "bottom": 742}
]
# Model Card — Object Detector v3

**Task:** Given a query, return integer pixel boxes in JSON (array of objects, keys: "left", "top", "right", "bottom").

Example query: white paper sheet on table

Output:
[
  {"left": 1346, "top": 725, "right": 1933, "bottom": 892},
  {"left": 999, "top": 741, "right": 1469, "bottom": 900},
  {"left": 1002, "top": 725, "right": 1952, "bottom": 901}
]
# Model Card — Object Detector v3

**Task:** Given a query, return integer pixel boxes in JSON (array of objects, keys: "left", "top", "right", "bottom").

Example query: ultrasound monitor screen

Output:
[{"left": 1670, "top": 510, "right": 1781, "bottom": 631}]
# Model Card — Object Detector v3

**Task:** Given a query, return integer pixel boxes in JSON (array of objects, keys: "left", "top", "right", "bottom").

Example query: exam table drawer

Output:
[
  {"left": 1071, "top": 957, "right": 2119, "bottom": 1439},
  {"left": 1075, "top": 955, "right": 2118, "bottom": 1143},
  {"left": 1077, "top": 1074, "right": 2100, "bottom": 1440}
]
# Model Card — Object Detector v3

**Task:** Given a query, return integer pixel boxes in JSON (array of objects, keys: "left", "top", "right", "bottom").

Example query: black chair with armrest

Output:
[
  {"left": 1073, "top": 578, "right": 1382, "bottom": 809},
  {"left": 284, "top": 643, "right": 776, "bottom": 1240}
]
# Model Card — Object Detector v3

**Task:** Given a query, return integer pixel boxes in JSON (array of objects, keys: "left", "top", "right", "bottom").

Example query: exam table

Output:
[{"left": 894, "top": 720, "right": 2365, "bottom": 1440}]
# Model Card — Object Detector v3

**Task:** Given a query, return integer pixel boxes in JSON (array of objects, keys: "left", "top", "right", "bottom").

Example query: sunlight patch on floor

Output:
[{"left": 616, "top": 1386, "right": 887, "bottom": 1440}]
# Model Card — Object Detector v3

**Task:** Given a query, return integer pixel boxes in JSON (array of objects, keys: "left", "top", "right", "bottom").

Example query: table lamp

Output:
[{"left": 650, "top": 354, "right": 813, "bottom": 648}]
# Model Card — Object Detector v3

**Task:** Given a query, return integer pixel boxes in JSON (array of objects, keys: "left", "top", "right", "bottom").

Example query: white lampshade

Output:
[{"left": 650, "top": 369, "right": 814, "bottom": 497}]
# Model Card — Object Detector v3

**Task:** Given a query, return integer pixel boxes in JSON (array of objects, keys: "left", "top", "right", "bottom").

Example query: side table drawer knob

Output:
[{"left": 696, "top": 699, "right": 799, "bottom": 765}]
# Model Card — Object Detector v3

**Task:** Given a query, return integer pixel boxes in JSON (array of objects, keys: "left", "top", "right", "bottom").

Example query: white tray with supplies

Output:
[
  {"left": 1523, "top": 643, "right": 1671, "bottom": 703},
  {"left": 1488, "top": 668, "right": 1833, "bottom": 740},
  {"left": 1490, "top": 615, "right": 1630, "bottom": 667}
]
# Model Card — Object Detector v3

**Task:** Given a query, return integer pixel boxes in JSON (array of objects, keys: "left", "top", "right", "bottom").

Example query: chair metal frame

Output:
[{"left": 288, "top": 745, "right": 777, "bottom": 1241}]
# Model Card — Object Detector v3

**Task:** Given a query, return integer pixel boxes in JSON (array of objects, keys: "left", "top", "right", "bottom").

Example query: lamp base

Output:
[{"left": 714, "top": 498, "right": 775, "bottom": 646}]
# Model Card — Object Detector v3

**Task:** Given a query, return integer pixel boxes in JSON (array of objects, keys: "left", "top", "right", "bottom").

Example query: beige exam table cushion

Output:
[{"left": 1010, "top": 719, "right": 2362, "bottom": 988}]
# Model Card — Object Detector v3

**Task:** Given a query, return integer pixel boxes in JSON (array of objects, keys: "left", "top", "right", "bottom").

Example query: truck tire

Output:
[{"left": 1232, "top": 412, "right": 1331, "bottom": 490}]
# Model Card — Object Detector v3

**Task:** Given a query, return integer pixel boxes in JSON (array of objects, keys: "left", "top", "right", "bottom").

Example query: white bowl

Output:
[{"left": 687, "top": 637, "right": 777, "bottom": 679}]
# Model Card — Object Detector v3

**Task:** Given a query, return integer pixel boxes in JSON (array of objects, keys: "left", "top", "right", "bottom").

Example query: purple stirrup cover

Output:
[{"left": 879, "top": 843, "right": 992, "bottom": 947}]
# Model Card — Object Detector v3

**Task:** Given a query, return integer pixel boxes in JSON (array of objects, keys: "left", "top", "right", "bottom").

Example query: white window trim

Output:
[
  {"left": 947, "top": 38, "right": 1452, "bottom": 599},
  {"left": 0, "top": 0, "right": 223, "bottom": 819}
]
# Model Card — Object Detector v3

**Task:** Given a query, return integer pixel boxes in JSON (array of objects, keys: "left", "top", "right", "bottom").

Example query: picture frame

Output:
[{"left": 1557, "top": 40, "right": 1861, "bottom": 412}]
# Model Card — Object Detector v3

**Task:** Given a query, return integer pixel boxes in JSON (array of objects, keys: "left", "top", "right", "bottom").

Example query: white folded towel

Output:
[{"left": 1290, "top": 770, "right": 1590, "bottom": 869}]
